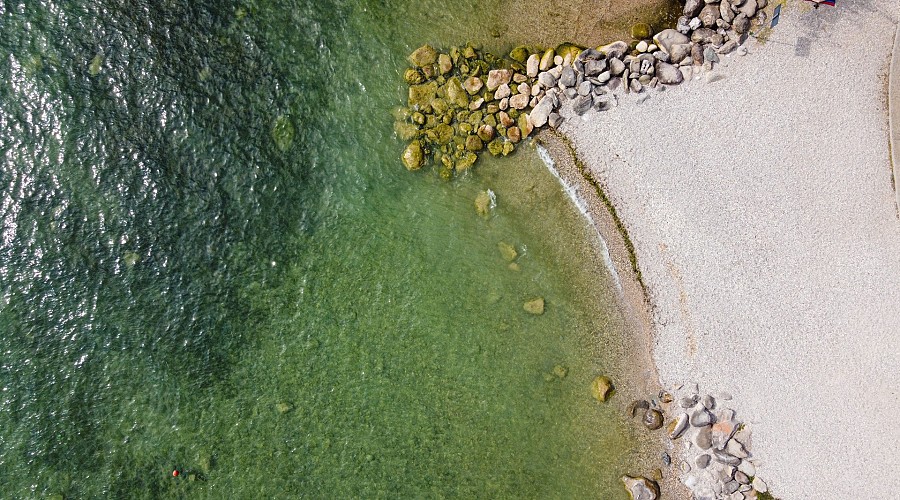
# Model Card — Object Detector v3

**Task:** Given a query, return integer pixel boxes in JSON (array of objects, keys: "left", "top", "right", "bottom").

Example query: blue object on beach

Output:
[{"left": 771, "top": 4, "right": 781, "bottom": 27}]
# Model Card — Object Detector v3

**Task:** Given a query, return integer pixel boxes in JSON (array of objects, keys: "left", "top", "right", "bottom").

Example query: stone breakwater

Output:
[{"left": 396, "top": 0, "right": 770, "bottom": 177}]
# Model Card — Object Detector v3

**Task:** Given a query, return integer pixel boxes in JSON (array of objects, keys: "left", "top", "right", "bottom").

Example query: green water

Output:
[{"left": 0, "top": 1, "right": 653, "bottom": 497}]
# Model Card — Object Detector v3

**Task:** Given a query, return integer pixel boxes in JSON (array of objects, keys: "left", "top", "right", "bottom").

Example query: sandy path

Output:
[{"left": 556, "top": 1, "right": 900, "bottom": 497}]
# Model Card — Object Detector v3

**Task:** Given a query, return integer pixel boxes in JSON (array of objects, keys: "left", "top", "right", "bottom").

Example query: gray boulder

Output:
[
  {"left": 691, "top": 27, "right": 716, "bottom": 44},
  {"left": 655, "top": 62, "right": 684, "bottom": 84},
  {"left": 537, "top": 71, "right": 557, "bottom": 88},
  {"left": 654, "top": 29, "right": 690, "bottom": 55},
  {"left": 700, "top": 4, "right": 720, "bottom": 28},
  {"left": 669, "top": 43, "right": 692, "bottom": 64},
  {"left": 683, "top": 0, "right": 704, "bottom": 17},
  {"left": 609, "top": 58, "right": 625, "bottom": 76},
  {"left": 559, "top": 66, "right": 576, "bottom": 87},
  {"left": 676, "top": 15, "right": 691, "bottom": 34},
  {"left": 584, "top": 59, "right": 607, "bottom": 76},
  {"left": 529, "top": 97, "right": 554, "bottom": 127},
  {"left": 739, "top": 0, "right": 757, "bottom": 17},
  {"left": 572, "top": 95, "right": 592, "bottom": 115},
  {"left": 720, "top": 0, "right": 736, "bottom": 23},
  {"left": 598, "top": 41, "right": 628, "bottom": 60},
  {"left": 703, "top": 46, "right": 720, "bottom": 64},
  {"left": 733, "top": 13, "right": 750, "bottom": 34}
]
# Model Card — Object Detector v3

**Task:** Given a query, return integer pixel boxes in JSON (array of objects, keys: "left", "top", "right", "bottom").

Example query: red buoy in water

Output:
[{"left": 172, "top": 469, "right": 180, "bottom": 477}]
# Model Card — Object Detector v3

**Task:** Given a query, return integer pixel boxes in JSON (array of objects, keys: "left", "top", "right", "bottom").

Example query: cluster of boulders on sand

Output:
[
  {"left": 395, "top": 0, "right": 770, "bottom": 176},
  {"left": 622, "top": 383, "right": 773, "bottom": 500}
]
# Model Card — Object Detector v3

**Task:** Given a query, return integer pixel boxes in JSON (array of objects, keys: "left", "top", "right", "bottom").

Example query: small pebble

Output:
[
  {"left": 662, "top": 452, "right": 671, "bottom": 466},
  {"left": 735, "top": 471, "right": 750, "bottom": 484},
  {"left": 680, "top": 462, "right": 691, "bottom": 473},
  {"left": 701, "top": 394, "right": 716, "bottom": 410},
  {"left": 695, "top": 454, "right": 711, "bottom": 469},
  {"left": 752, "top": 476, "right": 768, "bottom": 493},
  {"left": 680, "top": 396, "right": 699, "bottom": 408}
]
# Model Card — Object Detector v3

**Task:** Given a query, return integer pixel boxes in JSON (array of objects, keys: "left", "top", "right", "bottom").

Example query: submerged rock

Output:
[
  {"left": 497, "top": 241, "right": 517, "bottom": 262},
  {"left": 523, "top": 297, "right": 545, "bottom": 315},
  {"left": 474, "top": 190, "right": 493, "bottom": 216},
  {"left": 591, "top": 375, "right": 614, "bottom": 402},
  {"left": 642, "top": 409, "right": 663, "bottom": 430}
]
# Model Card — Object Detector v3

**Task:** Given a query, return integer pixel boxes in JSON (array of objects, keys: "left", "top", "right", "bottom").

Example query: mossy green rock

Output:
[
  {"left": 591, "top": 375, "right": 614, "bottom": 402},
  {"left": 555, "top": 43, "right": 584, "bottom": 62},
  {"left": 509, "top": 45, "right": 529, "bottom": 63},
  {"left": 394, "top": 122, "right": 419, "bottom": 141},
  {"left": 502, "top": 141, "right": 514, "bottom": 156},
  {"left": 474, "top": 190, "right": 492, "bottom": 215},
  {"left": 445, "top": 77, "right": 469, "bottom": 109},
  {"left": 456, "top": 151, "right": 477, "bottom": 171},
  {"left": 487, "top": 138, "right": 504, "bottom": 156},
  {"left": 427, "top": 123, "right": 454, "bottom": 145},
  {"left": 631, "top": 23, "right": 652, "bottom": 40},
  {"left": 465, "top": 134, "right": 483, "bottom": 152},
  {"left": 409, "top": 44, "right": 438, "bottom": 67},
  {"left": 404, "top": 68, "right": 423, "bottom": 85},
  {"left": 402, "top": 140, "right": 425, "bottom": 171},
  {"left": 408, "top": 81, "right": 437, "bottom": 109}
]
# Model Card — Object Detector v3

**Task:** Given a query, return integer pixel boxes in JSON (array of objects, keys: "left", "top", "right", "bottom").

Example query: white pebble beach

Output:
[{"left": 554, "top": 1, "right": 900, "bottom": 497}]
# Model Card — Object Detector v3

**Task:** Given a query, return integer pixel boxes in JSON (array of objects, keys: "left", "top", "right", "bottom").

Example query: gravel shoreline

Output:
[{"left": 545, "top": 1, "right": 900, "bottom": 497}]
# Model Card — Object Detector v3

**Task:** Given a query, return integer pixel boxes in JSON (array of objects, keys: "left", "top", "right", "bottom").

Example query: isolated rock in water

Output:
[
  {"left": 402, "top": 140, "right": 424, "bottom": 171},
  {"left": 654, "top": 29, "right": 690, "bottom": 54},
  {"left": 591, "top": 375, "right": 614, "bottom": 402},
  {"left": 529, "top": 97, "right": 554, "bottom": 127},
  {"left": 497, "top": 242, "right": 517, "bottom": 262},
  {"left": 621, "top": 475, "right": 660, "bottom": 500},
  {"left": 631, "top": 22, "right": 651, "bottom": 40},
  {"left": 524, "top": 297, "right": 545, "bottom": 315},
  {"left": 598, "top": 41, "right": 628, "bottom": 60},
  {"left": 409, "top": 44, "right": 437, "bottom": 67},
  {"left": 474, "top": 190, "right": 493, "bottom": 216},
  {"left": 656, "top": 62, "right": 684, "bottom": 84}
]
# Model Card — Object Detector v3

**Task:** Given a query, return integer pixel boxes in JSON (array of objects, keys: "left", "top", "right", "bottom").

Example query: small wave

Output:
[{"left": 537, "top": 145, "right": 623, "bottom": 294}]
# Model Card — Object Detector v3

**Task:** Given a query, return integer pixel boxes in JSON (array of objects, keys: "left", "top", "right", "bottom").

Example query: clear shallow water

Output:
[{"left": 1, "top": 1, "right": 651, "bottom": 497}]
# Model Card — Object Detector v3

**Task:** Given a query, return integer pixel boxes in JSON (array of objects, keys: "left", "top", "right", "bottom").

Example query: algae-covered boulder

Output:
[
  {"left": 393, "top": 121, "right": 419, "bottom": 141},
  {"left": 427, "top": 123, "right": 454, "bottom": 145},
  {"left": 456, "top": 151, "right": 477, "bottom": 171},
  {"left": 523, "top": 297, "right": 544, "bottom": 315},
  {"left": 408, "top": 81, "right": 437, "bottom": 109},
  {"left": 591, "top": 375, "right": 614, "bottom": 402},
  {"left": 409, "top": 44, "right": 438, "bottom": 67},
  {"left": 445, "top": 77, "right": 469, "bottom": 109},
  {"left": 465, "top": 134, "right": 483, "bottom": 152},
  {"left": 438, "top": 53, "right": 453, "bottom": 74},
  {"left": 555, "top": 43, "right": 584, "bottom": 62},
  {"left": 402, "top": 140, "right": 425, "bottom": 171},
  {"left": 631, "top": 23, "right": 652, "bottom": 40},
  {"left": 404, "top": 68, "right": 424, "bottom": 85},
  {"left": 509, "top": 45, "right": 529, "bottom": 63},
  {"left": 487, "top": 138, "right": 504, "bottom": 156},
  {"left": 539, "top": 48, "right": 555, "bottom": 71}
]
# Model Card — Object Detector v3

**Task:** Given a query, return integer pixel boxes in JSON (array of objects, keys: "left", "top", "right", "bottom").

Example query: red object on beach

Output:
[{"left": 172, "top": 469, "right": 180, "bottom": 477}]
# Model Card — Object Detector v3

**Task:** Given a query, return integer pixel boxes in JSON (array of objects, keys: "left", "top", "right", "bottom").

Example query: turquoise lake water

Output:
[{"left": 0, "top": 1, "right": 655, "bottom": 497}]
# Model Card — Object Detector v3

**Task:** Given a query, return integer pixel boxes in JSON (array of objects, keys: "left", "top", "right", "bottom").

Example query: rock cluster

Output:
[
  {"left": 624, "top": 383, "right": 772, "bottom": 500},
  {"left": 396, "top": 0, "right": 768, "bottom": 175}
]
